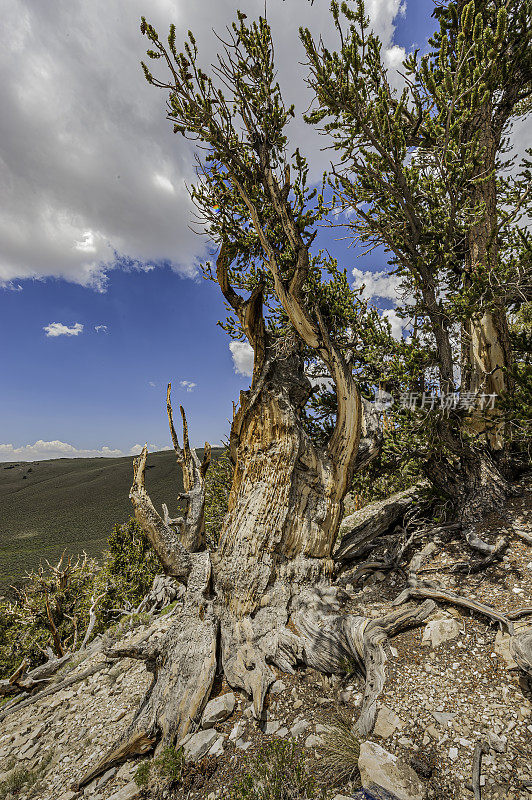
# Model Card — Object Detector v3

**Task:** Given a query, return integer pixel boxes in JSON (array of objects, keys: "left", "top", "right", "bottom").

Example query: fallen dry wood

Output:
[
  {"left": 0, "top": 659, "right": 109, "bottom": 723},
  {"left": 471, "top": 739, "right": 489, "bottom": 800},
  {"left": 334, "top": 484, "right": 427, "bottom": 563}
]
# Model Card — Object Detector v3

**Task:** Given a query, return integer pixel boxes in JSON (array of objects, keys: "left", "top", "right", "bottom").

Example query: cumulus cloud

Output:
[
  {"left": 180, "top": 380, "right": 197, "bottom": 392},
  {"left": 381, "top": 308, "right": 406, "bottom": 340},
  {"left": 0, "top": 440, "right": 125, "bottom": 462},
  {"left": 229, "top": 341, "right": 254, "bottom": 378},
  {"left": 43, "top": 322, "right": 84, "bottom": 337},
  {"left": 352, "top": 268, "right": 404, "bottom": 303},
  {"left": 0, "top": 0, "right": 407, "bottom": 289},
  {"left": 0, "top": 440, "right": 177, "bottom": 462},
  {"left": 94, "top": 324, "right": 108, "bottom": 333}
]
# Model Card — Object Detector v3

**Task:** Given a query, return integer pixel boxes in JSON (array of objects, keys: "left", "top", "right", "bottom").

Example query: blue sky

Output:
[{"left": 0, "top": 0, "right": 436, "bottom": 460}]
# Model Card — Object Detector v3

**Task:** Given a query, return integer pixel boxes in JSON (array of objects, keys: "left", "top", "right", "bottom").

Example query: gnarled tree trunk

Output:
[{"left": 75, "top": 229, "right": 398, "bottom": 788}]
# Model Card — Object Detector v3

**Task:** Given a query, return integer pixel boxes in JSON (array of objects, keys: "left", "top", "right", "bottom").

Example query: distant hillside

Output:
[{"left": 0, "top": 447, "right": 222, "bottom": 592}]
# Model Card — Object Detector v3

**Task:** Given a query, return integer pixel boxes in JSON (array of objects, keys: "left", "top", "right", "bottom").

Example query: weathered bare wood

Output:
[
  {"left": 291, "top": 587, "right": 435, "bottom": 736},
  {"left": 76, "top": 552, "right": 217, "bottom": 790},
  {"left": 79, "top": 593, "right": 104, "bottom": 651},
  {"left": 392, "top": 585, "right": 514, "bottom": 634},
  {"left": 510, "top": 630, "right": 532, "bottom": 678},
  {"left": 452, "top": 535, "right": 508, "bottom": 574},
  {"left": 129, "top": 445, "right": 192, "bottom": 578},
  {"left": 350, "top": 397, "right": 383, "bottom": 473},
  {"left": 0, "top": 660, "right": 109, "bottom": 723},
  {"left": 338, "top": 530, "right": 416, "bottom": 586},
  {"left": 508, "top": 607, "right": 532, "bottom": 620},
  {"left": 166, "top": 386, "right": 211, "bottom": 552},
  {"left": 335, "top": 484, "right": 426, "bottom": 563},
  {"left": 471, "top": 739, "right": 489, "bottom": 800}
]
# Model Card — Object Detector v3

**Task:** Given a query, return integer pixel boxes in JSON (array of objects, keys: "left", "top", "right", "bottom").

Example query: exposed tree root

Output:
[
  {"left": 76, "top": 552, "right": 217, "bottom": 790},
  {"left": 74, "top": 571, "right": 435, "bottom": 790},
  {"left": 393, "top": 584, "right": 532, "bottom": 678},
  {"left": 452, "top": 535, "right": 509, "bottom": 574}
]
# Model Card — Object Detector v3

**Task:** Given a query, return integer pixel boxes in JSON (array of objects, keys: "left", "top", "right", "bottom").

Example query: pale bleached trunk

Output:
[
  {"left": 214, "top": 363, "right": 342, "bottom": 618},
  {"left": 467, "top": 308, "right": 511, "bottom": 451},
  {"left": 463, "top": 103, "right": 512, "bottom": 455}
]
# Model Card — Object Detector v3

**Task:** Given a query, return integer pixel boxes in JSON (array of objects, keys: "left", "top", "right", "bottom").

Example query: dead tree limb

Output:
[
  {"left": 79, "top": 593, "right": 104, "bottom": 651},
  {"left": 129, "top": 445, "right": 192, "bottom": 578},
  {"left": 393, "top": 585, "right": 532, "bottom": 677},
  {"left": 471, "top": 739, "right": 489, "bottom": 800},
  {"left": 166, "top": 385, "right": 211, "bottom": 552}
]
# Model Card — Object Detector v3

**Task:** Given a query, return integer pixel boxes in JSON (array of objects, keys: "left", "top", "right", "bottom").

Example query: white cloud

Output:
[
  {"left": 0, "top": 439, "right": 177, "bottom": 462},
  {"left": 43, "top": 322, "right": 83, "bottom": 337},
  {"left": 0, "top": 440, "right": 125, "bottom": 462},
  {"left": 352, "top": 268, "right": 404, "bottom": 303},
  {"left": 0, "top": 440, "right": 179, "bottom": 462},
  {"left": 229, "top": 341, "right": 254, "bottom": 377},
  {"left": 0, "top": 0, "right": 407, "bottom": 289},
  {"left": 381, "top": 308, "right": 405, "bottom": 340},
  {"left": 153, "top": 173, "right": 175, "bottom": 194},
  {"left": 94, "top": 324, "right": 108, "bottom": 333},
  {"left": 148, "top": 380, "right": 156, "bottom": 387},
  {"left": 180, "top": 380, "right": 197, "bottom": 392}
]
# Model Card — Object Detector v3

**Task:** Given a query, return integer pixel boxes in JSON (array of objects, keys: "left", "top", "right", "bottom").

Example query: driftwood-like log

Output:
[{"left": 334, "top": 484, "right": 427, "bottom": 563}]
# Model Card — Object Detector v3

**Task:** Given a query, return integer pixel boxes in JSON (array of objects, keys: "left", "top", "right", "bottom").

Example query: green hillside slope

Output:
[{"left": 0, "top": 448, "right": 222, "bottom": 592}]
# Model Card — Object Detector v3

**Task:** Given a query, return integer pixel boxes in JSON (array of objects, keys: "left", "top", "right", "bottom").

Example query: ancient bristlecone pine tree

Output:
[
  {"left": 76, "top": 13, "right": 436, "bottom": 788},
  {"left": 77, "top": 369, "right": 434, "bottom": 789}
]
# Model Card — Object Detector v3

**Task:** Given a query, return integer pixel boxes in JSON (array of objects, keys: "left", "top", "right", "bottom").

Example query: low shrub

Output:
[
  {"left": 0, "top": 750, "right": 53, "bottom": 800},
  {"left": 0, "top": 518, "right": 159, "bottom": 681},
  {"left": 229, "top": 740, "right": 317, "bottom": 800},
  {"left": 319, "top": 717, "right": 361, "bottom": 787},
  {"left": 204, "top": 449, "right": 233, "bottom": 549},
  {"left": 135, "top": 746, "right": 218, "bottom": 794}
]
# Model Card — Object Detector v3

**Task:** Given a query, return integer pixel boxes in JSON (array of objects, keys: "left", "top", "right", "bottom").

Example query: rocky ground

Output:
[{"left": 0, "top": 477, "right": 530, "bottom": 800}]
